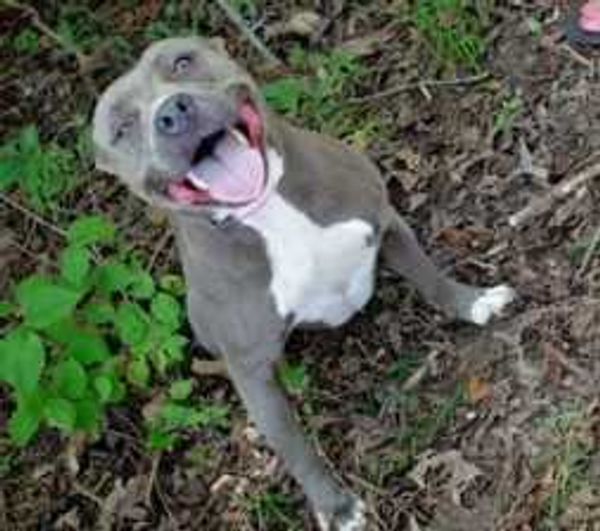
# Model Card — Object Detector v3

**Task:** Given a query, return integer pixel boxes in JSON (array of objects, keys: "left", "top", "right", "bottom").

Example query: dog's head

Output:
[{"left": 93, "top": 37, "right": 270, "bottom": 213}]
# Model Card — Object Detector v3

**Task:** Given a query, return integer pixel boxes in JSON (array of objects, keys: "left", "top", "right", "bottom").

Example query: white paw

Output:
[
  {"left": 469, "top": 284, "right": 515, "bottom": 325},
  {"left": 316, "top": 498, "right": 366, "bottom": 531}
]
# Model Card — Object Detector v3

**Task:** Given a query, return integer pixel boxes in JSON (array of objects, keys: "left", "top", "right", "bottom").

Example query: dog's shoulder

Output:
[{"left": 273, "top": 117, "right": 388, "bottom": 229}]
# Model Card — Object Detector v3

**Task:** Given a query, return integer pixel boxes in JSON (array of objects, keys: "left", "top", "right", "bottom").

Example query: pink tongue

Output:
[
  {"left": 187, "top": 133, "right": 263, "bottom": 204},
  {"left": 581, "top": 1, "right": 600, "bottom": 32}
]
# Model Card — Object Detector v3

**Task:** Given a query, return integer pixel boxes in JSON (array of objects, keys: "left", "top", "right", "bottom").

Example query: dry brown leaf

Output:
[
  {"left": 266, "top": 10, "right": 323, "bottom": 38},
  {"left": 436, "top": 227, "right": 495, "bottom": 255},
  {"left": 467, "top": 377, "right": 491, "bottom": 404},
  {"left": 409, "top": 450, "right": 483, "bottom": 506},
  {"left": 337, "top": 30, "right": 393, "bottom": 57}
]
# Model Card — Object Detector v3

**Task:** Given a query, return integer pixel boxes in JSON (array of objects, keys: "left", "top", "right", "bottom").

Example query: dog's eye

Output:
[
  {"left": 113, "top": 119, "right": 134, "bottom": 144},
  {"left": 173, "top": 54, "right": 193, "bottom": 75}
]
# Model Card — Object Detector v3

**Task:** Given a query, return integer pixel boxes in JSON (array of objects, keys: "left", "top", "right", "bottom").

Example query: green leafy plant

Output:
[
  {"left": 0, "top": 125, "right": 76, "bottom": 211},
  {"left": 0, "top": 215, "right": 191, "bottom": 446},
  {"left": 145, "top": 378, "right": 230, "bottom": 451},
  {"left": 144, "top": 0, "right": 209, "bottom": 41},
  {"left": 535, "top": 403, "right": 596, "bottom": 529},
  {"left": 12, "top": 28, "right": 40, "bottom": 54},
  {"left": 278, "top": 361, "right": 309, "bottom": 396},
  {"left": 493, "top": 94, "right": 523, "bottom": 135},
  {"left": 246, "top": 489, "right": 301, "bottom": 531},
  {"left": 262, "top": 48, "right": 377, "bottom": 143},
  {"left": 412, "top": 0, "right": 491, "bottom": 72}
]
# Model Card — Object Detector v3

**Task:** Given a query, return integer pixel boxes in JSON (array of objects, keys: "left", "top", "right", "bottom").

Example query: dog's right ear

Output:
[{"left": 208, "top": 37, "right": 228, "bottom": 55}]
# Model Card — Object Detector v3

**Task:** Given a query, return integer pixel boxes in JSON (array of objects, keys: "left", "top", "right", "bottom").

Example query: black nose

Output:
[{"left": 154, "top": 94, "right": 196, "bottom": 136}]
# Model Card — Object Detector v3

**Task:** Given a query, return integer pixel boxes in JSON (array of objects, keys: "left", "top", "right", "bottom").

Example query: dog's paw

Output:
[
  {"left": 316, "top": 497, "right": 366, "bottom": 531},
  {"left": 468, "top": 284, "right": 515, "bottom": 325}
]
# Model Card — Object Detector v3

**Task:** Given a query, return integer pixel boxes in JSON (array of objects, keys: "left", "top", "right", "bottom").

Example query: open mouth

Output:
[{"left": 166, "top": 101, "right": 265, "bottom": 207}]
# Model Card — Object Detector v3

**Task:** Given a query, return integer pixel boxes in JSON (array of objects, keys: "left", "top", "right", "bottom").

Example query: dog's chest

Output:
[{"left": 240, "top": 194, "right": 377, "bottom": 326}]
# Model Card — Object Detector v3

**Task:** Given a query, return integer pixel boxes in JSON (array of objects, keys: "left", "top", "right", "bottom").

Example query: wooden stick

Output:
[
  {"left": 191, "top": 358, "right": 228, "bottom": 378},
  {"left": 509, "top": 160, "right": 600, "bottom": 227},
  {"left": 348, "top": 72, "right": 490, "bottom": 104},
  {"left": 214, "top": 0, "right": 283, "bottom": 68},
  {"left": 0, "top": 192, "right": 67, "bottom": 238}
]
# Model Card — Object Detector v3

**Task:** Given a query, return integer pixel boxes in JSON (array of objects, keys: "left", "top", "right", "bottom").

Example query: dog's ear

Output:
[{"left": 208, "top": 37, "right": 228, "bottom": 55}]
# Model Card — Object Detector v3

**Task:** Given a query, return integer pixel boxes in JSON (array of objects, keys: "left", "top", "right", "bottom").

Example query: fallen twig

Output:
[
  {"left": 348, "top": 72, "right": 491, "bottom": 104},
  {"left": 191, "top": 358, "right": 229, "bottom": 378},
  {"left": 4, "top": 1, "right": 87, "bottom": 66},
  {"left": 147, "top": 229, "right": 173, "bottom": 272},
  {"left": 4, "top": 0, "right": 97, "bottom": 94},
  {"left": 214, "top": 0, "right": 283, "bottom": 68},
  {"left": 0, "top": 192, "right": 67, "bottom": 238},
  {"left": 509, "top": 160, "right": 600, "bottom": 227}
]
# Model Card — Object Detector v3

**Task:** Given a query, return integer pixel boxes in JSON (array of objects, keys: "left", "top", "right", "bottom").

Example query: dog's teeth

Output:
[
  {"left": 229, "top": 127, "right": 249, "bottom": 147},
  {"left": 186, "top": 172, "right": 209, "bottom": 190}
]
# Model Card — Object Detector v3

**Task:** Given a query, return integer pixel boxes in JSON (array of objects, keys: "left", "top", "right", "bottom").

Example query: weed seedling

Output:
[
  {"left": 493, "top": 95, "right": 523, "bottom": 136},
  {"left": 0, "top": 215, "right": 205, "bottom": 448},
  {"left": 247, "top": 489, "right": 301, "bottom": 531},
  {"left": 262, "top": 48, "right": 379, "bottom": 145},
  {"left": 535, "top": 403, "right": 595, "bottom": 529},
  {"left": 0, "top": 125, "right": 76, "bottom": 211},
  {"left": 411, "top": 0, "right": 492, "bottom": 72}
]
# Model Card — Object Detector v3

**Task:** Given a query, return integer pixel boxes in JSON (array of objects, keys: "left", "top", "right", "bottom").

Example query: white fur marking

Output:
[
  {"left": 339, "top": 499, "right": 366, "bottom": 531},
  {"left": 315, "top": 499, "right": 366, "bottom": 531},
  {"left": 469, "top": 284, "right": 515, "bottom": 325},
  {"left": 236, "top": 150, "right": 377, "bottom": 327}
]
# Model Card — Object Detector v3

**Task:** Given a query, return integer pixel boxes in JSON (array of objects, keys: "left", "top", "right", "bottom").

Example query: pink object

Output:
[
  {"left": 186, "top": 134, "right": 264, "bottom": 204},
  {"left": 580, "top": 1, "right": 600, "bottom": 32}
]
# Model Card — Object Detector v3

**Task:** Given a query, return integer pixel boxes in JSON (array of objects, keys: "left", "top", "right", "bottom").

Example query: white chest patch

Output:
[{"left": 231, "top": 151, "right": 377, "bottom": 327}]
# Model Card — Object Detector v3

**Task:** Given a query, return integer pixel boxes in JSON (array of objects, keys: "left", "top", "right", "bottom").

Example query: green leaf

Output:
[
  {"left": 16, "top": 276, "right": 82, "bottom": 329},
  {"left": 83, "top": 300, "right": 115, "bottom": 325},
  {"left": 0, "top": 328, "right": 45, "bottom": 395},
  {"left": 53, "top": 358, "right": 87, "bottom": 400},
  {"left": 0, "top": 301, "right": 16, "bottom": 318},
  {"left": 60, "top": 246, "right": 91, "bottom": 287},
  {"left": 65, "top": 330, "right": 110, "bottom": 366},
  {"left": 74, "top": 398, "right": 102, "bottom": 433},
  {"left": 116, "top": 303, "right": 148, "bottom": 345},
  {"left": 129, "top": 271, "right": 155, "bottom": 299},
  {"left": 19, "top": 125, "right": 40, "bottom": 155},
  {"left": 44, "top": 398, "right": 76, "bottom": 432},
  {"left": 168, "top": 379, "right": 194, "bottom": 401},
  {"left": 147, "top": 430, "right": 178, "bottom": 452},
  {"left": 150, "top": 293, "right": 181, "bottom": 329},
  {"left": 93, "top": 375, "right": 113, "bottom": 403},
  {"left": 0, "top": 158, "right": 21, "bottom": 189},
  {"left": 159, "top": 274, "right": 186, "bottom": 296},
  {"left": 96, "top": 261, "right": 133, "bottom": 294},
  {"left": 67, "top": 215, "right": 116, "bottom": 247},
  {"left": 127, "top": 357, "right": 150, "bottom": 388},
  {"left": 263, "top": 78, "right": 305, "bottom": 115},
  {"left": 161, "top": 334, "right": 188, "bottom": 363},
  {"left": 278, "top": 361, "right": 309, "bottom": 395},
  {"left": 8, "top": 391, "right": 44, "bottom": 446},
  {"left": 157, "top": 403, "right": 230, "bottom": 431}
]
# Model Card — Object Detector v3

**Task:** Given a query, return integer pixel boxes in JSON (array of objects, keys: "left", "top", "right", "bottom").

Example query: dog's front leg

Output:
[
  {"left": 382, "top": 211, "right": 514, "bottom": 325},
  {"left": 223, "top": 344, "right": 366, "bottom": 530}
]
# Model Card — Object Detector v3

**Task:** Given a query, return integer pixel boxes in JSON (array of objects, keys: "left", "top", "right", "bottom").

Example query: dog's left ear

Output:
[{"left": 208, "top": 37, "right": 228, "bottom": 55}]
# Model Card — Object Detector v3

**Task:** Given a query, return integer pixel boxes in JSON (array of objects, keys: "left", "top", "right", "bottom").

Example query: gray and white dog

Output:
[{"left": 93, "top": 37, "right": 514, "bottom": 530}]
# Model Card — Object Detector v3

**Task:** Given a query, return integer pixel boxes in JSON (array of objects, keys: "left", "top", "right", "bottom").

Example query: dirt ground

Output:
[{"left": 1, "top": 1, "right": 600, "bottom": 530}]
